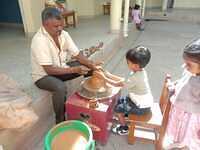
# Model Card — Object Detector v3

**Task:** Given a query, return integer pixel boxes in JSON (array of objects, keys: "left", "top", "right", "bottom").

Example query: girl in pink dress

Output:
[
  {"left": 132, "top": 4, "right": 144, "bottom": 31},
  {"left": 165, "top": 38, "right": 200, "bottom": 150}
]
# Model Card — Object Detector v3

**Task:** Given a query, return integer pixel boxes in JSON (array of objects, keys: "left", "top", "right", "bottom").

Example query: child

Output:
[
  {"left": 165, "top": 39, "right": 200, "bottom": 149},
  {"left": 132, "top": 4, "right": 144, "bottom": 31},
  {"left": 112, "top": 46, "right": 154, "bottom": 135},
  {"left": 45, "top": 0, "right": 66, "bottom": 13}
]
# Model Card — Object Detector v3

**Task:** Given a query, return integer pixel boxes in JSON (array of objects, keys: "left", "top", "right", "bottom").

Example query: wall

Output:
[
  {"left": 0, "top": 0, "right": 22, "bottom": 23},
  {"left": 66, "top": 0, "right": 76, "bottom": 10},
  {"left": 146, "top": 0, "right": 162, "bottom": 8},
  {"left": 19, "top": 0, "right": 200, "bottom": 35},
  {"left": 18, "top": 0, "right": 45, "bottom": 35},
  {"left": 66, "top": 0, "right": 165, "bottom": 17},
  {"left": 67, "top": 0, "right": 113, "bottom": 17},
  {"left": 30, "top": 0, "right": 44, "bottom": 30},
  {"left": 95, "top": 0, "right": 104, "bottom": 16},
  {"left": 174, "top": 0, "right": 200, "bottom": 8},
  {"left": 67, "top": 0, "right": 96, "bottom": 17},
  {"left": 147, "top": 0, "right": 200, "bottom": 9}
]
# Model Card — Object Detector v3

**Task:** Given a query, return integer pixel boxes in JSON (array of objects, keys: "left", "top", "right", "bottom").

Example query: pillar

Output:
[
  {"left": 141, "top": 0, "right": 146, "bottom": 18},
  {"left": 110, "top": 0, "right": 123, "bottom": 33},
  {"left": 123, "top": 0, "right": 130, "bottom": 37},
  {"left": 162, "top": 0, "right": 168, "bottom": 12}
]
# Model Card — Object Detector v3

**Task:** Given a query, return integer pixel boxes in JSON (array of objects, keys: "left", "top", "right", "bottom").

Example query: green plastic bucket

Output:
[{"left": 44, "top": 120, "right": 95, "bottom": 150}]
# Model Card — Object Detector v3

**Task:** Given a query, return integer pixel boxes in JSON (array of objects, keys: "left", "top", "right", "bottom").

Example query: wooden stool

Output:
[
  {"left": 62, "top": 10, "right": 76, "bottom": 28},
  {"left": 103, "top": 3, "right": 111, "bottom": 15},
  {"left": 127, "top": 78, "right": 171, "bottom": 150}
]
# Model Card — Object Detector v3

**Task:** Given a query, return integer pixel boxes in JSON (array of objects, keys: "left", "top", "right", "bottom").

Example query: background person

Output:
[
  {"left": 165, "top": 38, "right": 200, "bottom": 149},
  {"left": 132, "top": 4, "right": 144, "bottom": 31}
]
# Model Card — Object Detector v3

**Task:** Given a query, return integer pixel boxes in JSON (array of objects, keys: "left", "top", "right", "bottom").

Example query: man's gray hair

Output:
[{"left": 41, "top": 7, "right": 62, "bottom": 22}]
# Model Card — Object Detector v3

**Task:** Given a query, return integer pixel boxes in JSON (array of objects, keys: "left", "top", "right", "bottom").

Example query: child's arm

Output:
[
  {"left": 165, "top": 74, "right": 178, "bottom": 97},
  {"left": 138, "top": 12, "right": 142, "bottom": 20},
  {"left": 102, "top": 70, "right": 125, "bottom": 86},
  {"left": 94, "top": 70, "right": 124, "bottom": 87},
  {"left": 103, "top": 70, "right": 125, "bottom": 82},
  {"left": 131, "top": 10, "right": 134, "bottom": 20}
]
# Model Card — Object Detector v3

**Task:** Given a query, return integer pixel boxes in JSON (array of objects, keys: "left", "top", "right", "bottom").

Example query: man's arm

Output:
[
  {"left": 42, "top": 65, "right": 90, "bottom": 75},
  {"left": 74, "top": 53, "right": 102, "bottom": 70}
]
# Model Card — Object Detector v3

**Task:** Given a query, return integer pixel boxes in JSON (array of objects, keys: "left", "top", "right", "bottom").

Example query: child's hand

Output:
[
  {"left": 165, "top": 74, "right": 171, "bottom": 83},
  {"left": 114, "top": 81, "right": 124, "bottom": 87},
  {"left": 103, "top": 70, "right": 125, "bottom": 82},
  {"left": 165, "top": 74, "right": 175, "bottom": 94},
  {"left": 93, "top": 70, "right": 125, "bottom": 87},
  {"left": 93, "top": 70, "right": 105, "bottom": 79}
]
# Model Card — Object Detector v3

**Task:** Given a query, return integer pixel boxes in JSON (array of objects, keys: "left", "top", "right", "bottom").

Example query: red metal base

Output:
[{"left": 65, "top": 90, "right": 120, "bottom": 145}]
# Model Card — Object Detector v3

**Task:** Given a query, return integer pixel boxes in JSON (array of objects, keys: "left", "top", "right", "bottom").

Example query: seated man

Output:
[{"left": 31, "top": 7, "right": 101, "bottom": 124}]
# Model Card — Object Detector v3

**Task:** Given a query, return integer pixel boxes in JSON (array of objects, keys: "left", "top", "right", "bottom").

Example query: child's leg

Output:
[
  {"left": 128, "top": 98, "right": 151, "bottom": 115},
  {"left": 136, "top": 23, "right": 141, "bottom": 30},
  {"left": 112, "top": 97, "right": 129, "bottom": 135},
  {"left": 112, "top": 113, "right": 129, "bottom": 135},
  {"left": 136, "top": 23, "right": 144, "bottom": 31},
  {"left": 116, "top": 113, "right": 126, "bottom": 126}
]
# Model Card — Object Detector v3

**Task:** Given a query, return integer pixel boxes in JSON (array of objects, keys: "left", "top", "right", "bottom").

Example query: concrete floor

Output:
[
  {"left": 0, "top": 9, "right": 200, "bottom": 150},
  {"left": 96, "top": 15, "right": 200, "bottom": 150}
]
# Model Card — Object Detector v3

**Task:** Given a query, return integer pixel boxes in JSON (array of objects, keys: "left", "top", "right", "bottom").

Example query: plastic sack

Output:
[{"left": 0, "top": 73, "right": 38, "bottom": 130}]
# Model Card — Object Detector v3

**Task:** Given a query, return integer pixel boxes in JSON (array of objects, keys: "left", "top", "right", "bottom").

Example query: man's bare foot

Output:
[{"left": 164, "top": 143, "right": 189, "bottom": 150}]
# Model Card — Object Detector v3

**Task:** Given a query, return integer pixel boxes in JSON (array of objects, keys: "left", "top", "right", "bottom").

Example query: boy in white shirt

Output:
[{"left": 112, "top": 46, "right": 153, "bottom": 135}]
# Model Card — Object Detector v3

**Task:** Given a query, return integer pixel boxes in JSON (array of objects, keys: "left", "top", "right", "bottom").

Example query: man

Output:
[{"left": 31, "top": 7, "right": 101, "bottom": 123}]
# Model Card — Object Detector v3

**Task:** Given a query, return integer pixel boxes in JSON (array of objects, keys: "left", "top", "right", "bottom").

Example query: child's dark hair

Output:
[
  {"left": 126, "top": 46, "right": 151, "bottom": 68},
  {"left": 183, "top": 38, "right": 200, "bottom": 63},
  {"left": 134, "top": 4, "right": 140, "bottom": 10}
]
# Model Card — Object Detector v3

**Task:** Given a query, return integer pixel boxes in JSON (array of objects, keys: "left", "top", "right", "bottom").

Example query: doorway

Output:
[
  {"left": 167, "top": 0, "right": 174, "bottom": 9},
  {"left": 0, "top": 0, "right": 24, "bottom": 34}
]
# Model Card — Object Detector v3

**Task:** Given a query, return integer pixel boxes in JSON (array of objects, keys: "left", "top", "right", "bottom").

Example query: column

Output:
[
  {"left": 123, "top": 0, "right": 130, "bottom": 37},
  {"left": 110, "top": 0, "right": 123, "bottom": 33},
  {"left": 141, "top": 0, "right": 146, "bottom": 18},
  {"left": 18, "top": 0, "right": 36, "bottom": 35},
  {"left": 162, "top": 0, "right": 168, "bottom": 12}
]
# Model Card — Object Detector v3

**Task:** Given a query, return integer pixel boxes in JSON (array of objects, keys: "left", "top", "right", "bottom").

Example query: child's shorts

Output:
[{"left": 114, "top": 96, "right": 151, "bottom": 116}]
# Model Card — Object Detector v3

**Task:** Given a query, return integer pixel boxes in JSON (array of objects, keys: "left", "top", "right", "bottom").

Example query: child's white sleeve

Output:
[{"left": 124, "top": 76, "right": 137, "bottom": 89}]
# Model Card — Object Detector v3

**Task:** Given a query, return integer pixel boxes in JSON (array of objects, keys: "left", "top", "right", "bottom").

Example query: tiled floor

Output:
[{"left": 0, "top": 9, "right": 200, "bottom": 149}]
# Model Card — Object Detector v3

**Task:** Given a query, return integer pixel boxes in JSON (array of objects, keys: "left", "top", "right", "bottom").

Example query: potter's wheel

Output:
[{"left": 77, "top": 77, "right": 120, "bottom": 100}]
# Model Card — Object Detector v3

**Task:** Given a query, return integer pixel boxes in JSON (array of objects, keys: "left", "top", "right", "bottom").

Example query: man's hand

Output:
[
  {"left": 94, "top": 60, "right": 104, "bottom": 66},
  {"left": 91, "top": 61, "right": 104, "bottom": 71},
  {"left": 73, "top": 66, "right": 90, "bottom": 75},
  {"left": 74, "top": 52, "right": 104, "bottom": 71},
  {"left": 93, "top": 70, "right": 106, "bottom": 79}
]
